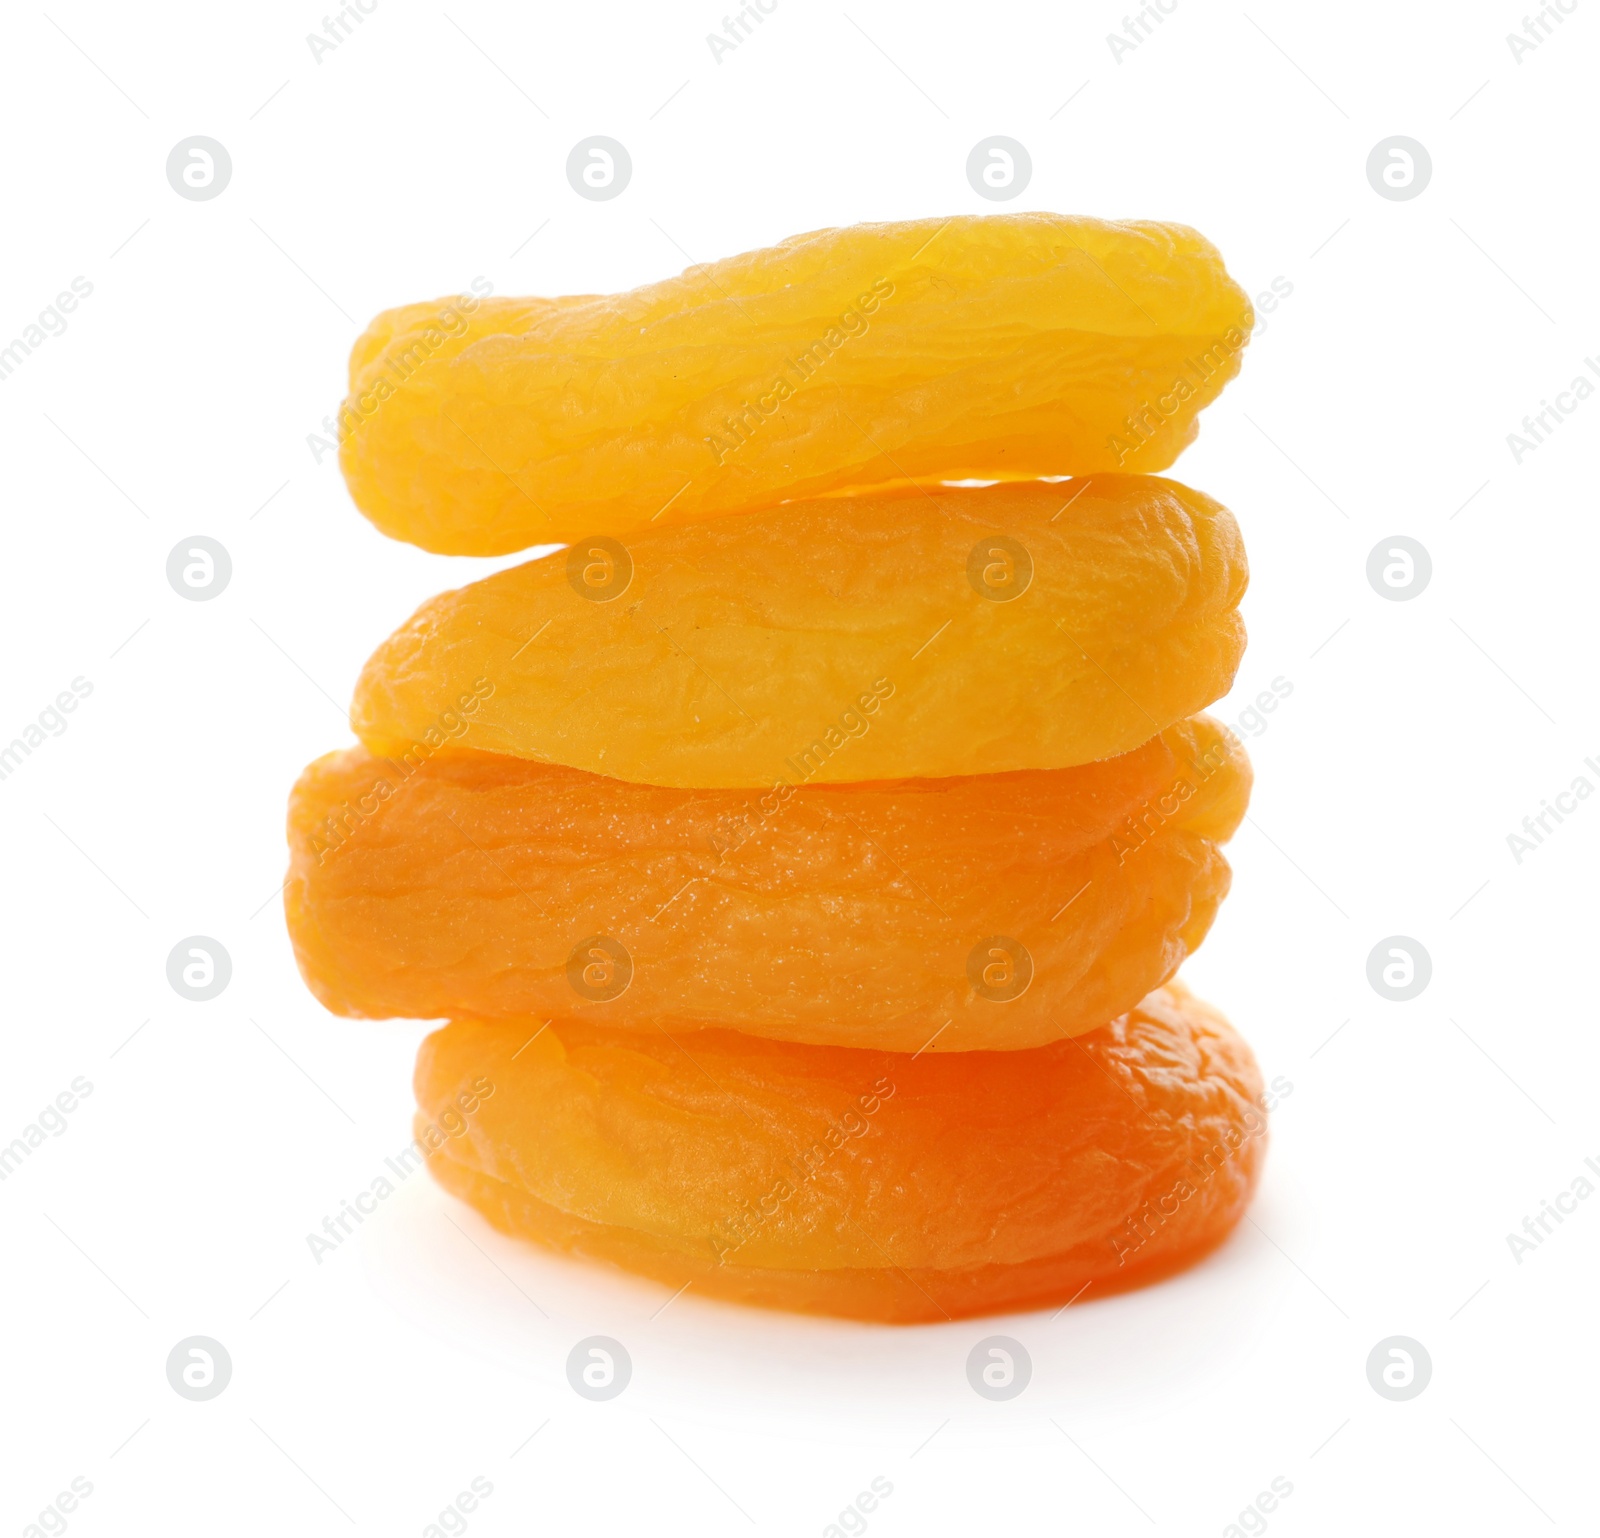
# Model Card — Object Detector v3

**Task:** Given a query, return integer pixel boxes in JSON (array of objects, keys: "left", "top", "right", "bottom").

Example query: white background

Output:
[{"left": 2, "top": 3, "right": 1596, "bottom": 1534}]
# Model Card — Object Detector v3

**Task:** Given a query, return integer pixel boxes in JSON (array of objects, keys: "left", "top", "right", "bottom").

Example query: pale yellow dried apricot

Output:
[{"left": 338, "top": 216, "right": 1252, "bottom": 553}]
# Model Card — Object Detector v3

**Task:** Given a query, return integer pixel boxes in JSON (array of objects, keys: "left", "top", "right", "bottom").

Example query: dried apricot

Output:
[
  {"left": 338, "top": 216, "right": 1253, "bottom": 554},
  {"left": 414, "top": 981, "right": 1267, "bottom": 1322},
  {"left": 352, "top": 475, "right": 1246, "bottom": 788},
  {"left": 284, "top": 715, "right": 1248, "bottom": 1052}
]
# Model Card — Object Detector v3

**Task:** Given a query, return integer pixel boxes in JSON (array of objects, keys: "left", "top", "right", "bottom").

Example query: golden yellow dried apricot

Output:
[{"left": 352, "top": 475, "right": 1246, "bottom": 788}]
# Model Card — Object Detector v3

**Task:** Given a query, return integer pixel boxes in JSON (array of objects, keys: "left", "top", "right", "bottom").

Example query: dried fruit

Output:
[
  {"left": 415, "top": 981, "right": 1267, "bottom": 1322},
  {"left": 284, "top": 716, "right": 1248, "bottom": 1052},
  {"left": 338, "top": 215, "right": 1253, "bottom": 554},
  {"left": 352, "top": 475, "right": 1246, "bottom": 788}
]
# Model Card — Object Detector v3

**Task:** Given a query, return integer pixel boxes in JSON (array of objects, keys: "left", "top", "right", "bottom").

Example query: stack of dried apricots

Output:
[{"left": 286, "top": 214, "right": 1269, "bottom": 1323}]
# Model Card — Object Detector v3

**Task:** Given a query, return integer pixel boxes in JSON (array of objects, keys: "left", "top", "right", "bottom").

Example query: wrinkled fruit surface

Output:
[
  {"left": 415, "top": 981, "right": 1266, "bottom": 1322},
  {"left": 339, "top": 215, "right": 1253, "bottom": 553},
  {"left": 285, "top": 715, "right": 1249, "bottom": 1052},
  {"left": 353, "top": 476, "right": 1247, "bottom": 789}
]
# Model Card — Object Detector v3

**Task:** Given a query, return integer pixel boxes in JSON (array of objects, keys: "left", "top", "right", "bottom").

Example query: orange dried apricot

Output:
[
  {"left": 284, "top": 715, "right": 1249, "bottom": 1052},
  {"left": 414, "top": 981, "right": 1267, "bottom": 1322},
  {"left": 352, "top": 475, "right": 1247, "bottom": 789},
  {"left": 338, "top": 216, "right": 1253, "bottom": 554}
]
